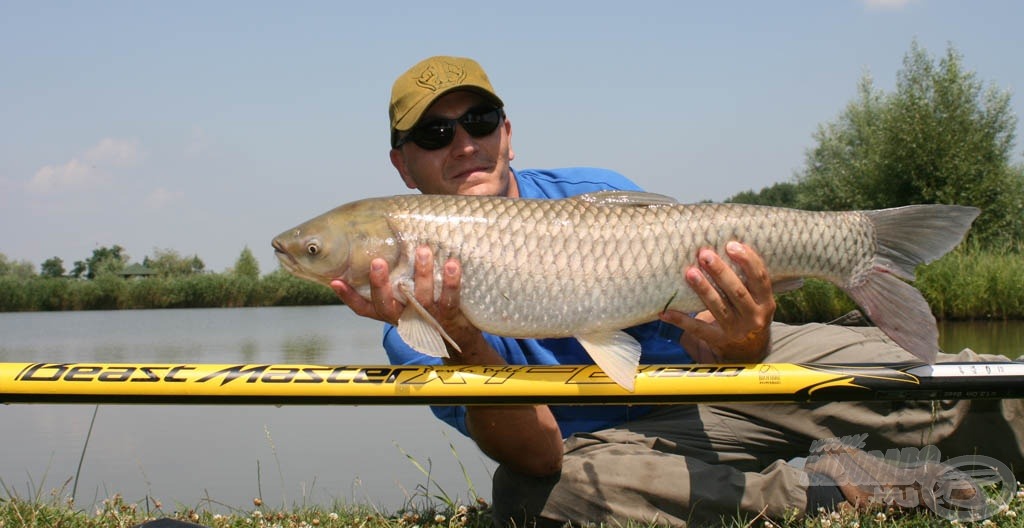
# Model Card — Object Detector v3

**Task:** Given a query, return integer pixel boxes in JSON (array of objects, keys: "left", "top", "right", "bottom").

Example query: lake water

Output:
[{"left": 0, "top": 307, "right": 1021, "bottom": 513}]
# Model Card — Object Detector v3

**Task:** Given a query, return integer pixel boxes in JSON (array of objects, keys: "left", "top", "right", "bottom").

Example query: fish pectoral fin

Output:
[
  {"left": 772, "top": 278, "right": 804, "bottom": 294},
  {"left": 395, "top": 284, "right": 462, "bottom": 357},
  {"left": 575, "top": 331, "right": 642, "bottom": 392},
  {"left": 573, "top": 190, "right": 679, "bottom": 207}
]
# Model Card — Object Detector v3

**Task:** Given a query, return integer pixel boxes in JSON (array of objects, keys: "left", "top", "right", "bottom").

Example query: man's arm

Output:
[{"left": 330, "top": 246, "right": 563, "bottom": 477}]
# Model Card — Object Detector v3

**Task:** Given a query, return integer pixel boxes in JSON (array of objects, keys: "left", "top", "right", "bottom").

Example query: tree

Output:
[
  {"left": 71, "top": 245, "right": 128, "bottom": 279},
  {"left": 796, "top": 41, "right": 1024, "bottom": 247},
  {"left": 727, "top": 182, "right": 800, "bottom": 207},
  {"left": 144, "top": 248, "right": 205, "bottom": 276},
  {"left": 40, "top": 257, "right": 66, "bottom": 278},
  {"left": 0, "top": 253, "right": 35, "bottom": 279},
  {"left": 233, "top": 247, "right": 260, "bottom": 280}
]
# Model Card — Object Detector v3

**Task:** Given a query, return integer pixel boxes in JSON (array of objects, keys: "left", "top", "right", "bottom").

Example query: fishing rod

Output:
[{"left": 1, "top": 361, "right": 1021, "bottom": 405}]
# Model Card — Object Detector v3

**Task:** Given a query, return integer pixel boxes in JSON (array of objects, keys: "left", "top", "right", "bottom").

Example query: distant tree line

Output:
[{"left": 0, "top": 247, "right": 338, "bottom": 312}]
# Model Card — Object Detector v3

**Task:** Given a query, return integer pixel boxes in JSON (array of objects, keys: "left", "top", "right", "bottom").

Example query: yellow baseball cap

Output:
[{"left": 389, "top": 56, "right": 504, "bottom": 140}]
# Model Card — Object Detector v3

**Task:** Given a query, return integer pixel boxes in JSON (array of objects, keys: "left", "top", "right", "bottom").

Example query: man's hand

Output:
[
  {"left": 329, "top": 246, "right": 488, "bottom": 356},
  {"left": 660, "top": 241, "right": 775, "bottom": 363}
]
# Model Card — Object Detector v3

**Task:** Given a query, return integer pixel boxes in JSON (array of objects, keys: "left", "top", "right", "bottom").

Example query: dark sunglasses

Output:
[{"left": 392, "top": 106, "right": 505, "bottom": 150}]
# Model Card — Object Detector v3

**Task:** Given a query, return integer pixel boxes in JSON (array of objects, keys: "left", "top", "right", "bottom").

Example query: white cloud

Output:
[
  {"left": 145, "top": 187, "right": 185, "bottom": 209},
  {"left": 863, "top": 0, "right": 915, "bottom": 10},
  {"left": 26, "top": 138, "right": 146, "bottom": 194},
  {"left": 27, "top": 159, "right": 111, "bottom": 194},
  {"left": 84, "top": 137, "right": 146, "bottom": 167}
]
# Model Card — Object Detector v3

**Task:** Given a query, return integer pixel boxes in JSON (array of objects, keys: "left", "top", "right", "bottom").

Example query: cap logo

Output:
[{"left": 415, "top": 61, "right": 467, "bottom": 92}]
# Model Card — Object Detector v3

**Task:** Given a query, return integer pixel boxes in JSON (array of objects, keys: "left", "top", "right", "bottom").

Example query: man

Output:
[{"left": 332, "top": 56, "right": 1023, "bottom": 526}]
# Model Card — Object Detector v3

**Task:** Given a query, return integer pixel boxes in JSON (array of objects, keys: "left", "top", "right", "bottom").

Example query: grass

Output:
[
  {"left": 2, "top": 487, "right": 1023, "bottom": 527},
  {"left": 0, "top": 474, "right": 495, "bottom": 528}
]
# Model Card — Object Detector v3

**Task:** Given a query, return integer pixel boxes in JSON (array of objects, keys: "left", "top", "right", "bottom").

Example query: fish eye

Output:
[{"left": 306, "top": 241, "right": 321, "bottom": 256}]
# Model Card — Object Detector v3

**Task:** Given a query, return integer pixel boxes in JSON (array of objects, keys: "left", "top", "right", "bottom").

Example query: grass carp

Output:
[{"left": 272, "top": 191, "right": 979, "bottom": 391}]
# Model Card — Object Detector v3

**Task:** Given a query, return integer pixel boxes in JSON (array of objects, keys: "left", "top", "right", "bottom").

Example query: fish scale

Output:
[{"left": 273, "top": 191, "right": 979, "bottom": 390}]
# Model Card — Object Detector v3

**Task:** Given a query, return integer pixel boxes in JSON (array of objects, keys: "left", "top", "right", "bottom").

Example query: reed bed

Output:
[{"left": 0, "top": 271, "right": 338, "bottom": 312}]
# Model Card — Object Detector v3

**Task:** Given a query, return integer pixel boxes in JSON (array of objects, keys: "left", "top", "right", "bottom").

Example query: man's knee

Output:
[{"left": 491, "top": 464, "right": 564, "bottom": 528}]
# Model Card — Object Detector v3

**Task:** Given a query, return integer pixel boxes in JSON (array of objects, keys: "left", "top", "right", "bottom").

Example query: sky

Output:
[{"left": 2, "top": 1, "right": 1023, "bottom": 274}]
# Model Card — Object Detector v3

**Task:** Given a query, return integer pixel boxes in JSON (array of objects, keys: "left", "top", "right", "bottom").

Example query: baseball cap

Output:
[{"left": 389, "top": 56, "right": 504, "bottom": 138}]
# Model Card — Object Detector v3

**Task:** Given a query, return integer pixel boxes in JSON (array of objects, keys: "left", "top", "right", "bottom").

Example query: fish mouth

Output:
[
  {"left": 272, "top": 238, "right": 332, "bottom": 286},
  {"left": 272, "top": 239, "right": 301, "bottom": 274}
]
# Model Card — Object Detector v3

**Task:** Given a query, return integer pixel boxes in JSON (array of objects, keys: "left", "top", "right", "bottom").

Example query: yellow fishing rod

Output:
[{"left": 1, "top": 361, "right": 1021, "bottom": 405}]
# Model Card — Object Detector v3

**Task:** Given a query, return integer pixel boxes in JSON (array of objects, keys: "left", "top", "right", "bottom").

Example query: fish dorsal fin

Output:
[
  {"left": 574, "top": 190, "right": 679, "bottom": 207},
  {"left": 574, "top": 330, "right": 642, "bottom": 392},
  {"left": 395, "top": 283, "right": 462, "bottom": 357}
]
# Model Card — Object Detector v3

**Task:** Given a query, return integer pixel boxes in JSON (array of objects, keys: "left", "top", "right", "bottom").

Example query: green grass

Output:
[{"left": 2, "top": 488, "right": 1023, "bottom": 528}]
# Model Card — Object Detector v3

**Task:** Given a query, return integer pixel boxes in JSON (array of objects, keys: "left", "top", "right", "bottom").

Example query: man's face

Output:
[{"left": 390, "top": 91, "right": 516, "bottom": 197}]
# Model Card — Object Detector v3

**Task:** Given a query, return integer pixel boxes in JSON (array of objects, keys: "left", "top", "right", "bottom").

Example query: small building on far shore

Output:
[{"left": 118, "top": 263, "right": 157, "bottom": 279}]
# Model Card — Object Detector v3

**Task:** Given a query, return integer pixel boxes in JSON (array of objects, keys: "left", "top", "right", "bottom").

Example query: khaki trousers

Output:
[{"left": 492, "top": 323, "right": 1024, "bottom": 527}]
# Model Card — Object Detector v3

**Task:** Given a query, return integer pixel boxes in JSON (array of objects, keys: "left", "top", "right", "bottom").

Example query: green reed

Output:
[{"left": 0, "top": 270, "right": 339, "bottom": 312}]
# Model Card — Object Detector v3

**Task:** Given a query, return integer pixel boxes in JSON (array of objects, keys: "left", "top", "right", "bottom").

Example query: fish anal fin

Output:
[
  {"left": 395, "top": 283, "right": 462, "bottom": 357},
  {"left": 844, "top": 268, "right": 939, "bottom": 363},
  {"left": 575, "top": 330, "right": 642, "bottom": 392},
  {"left": 772, "top": 278, "right": 804, "bottom": 294}
]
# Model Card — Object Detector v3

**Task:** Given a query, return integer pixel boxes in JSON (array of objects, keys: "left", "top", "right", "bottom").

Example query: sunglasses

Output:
[{"left": 393, "top": 106, "right": 505, "bottom": 150}]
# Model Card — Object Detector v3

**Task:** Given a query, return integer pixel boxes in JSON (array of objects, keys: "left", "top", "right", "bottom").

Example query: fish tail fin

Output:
[
  {"left": 865, "top": 205, "right": 980, "bottom": 280},
  {"left": 845, "top": 205, "right": 980, "bottom": 363}
]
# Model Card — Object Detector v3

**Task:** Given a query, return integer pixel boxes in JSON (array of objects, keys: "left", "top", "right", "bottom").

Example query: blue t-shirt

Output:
[{"left": 383, "top": 167, "right": 693, "bottom": 437}]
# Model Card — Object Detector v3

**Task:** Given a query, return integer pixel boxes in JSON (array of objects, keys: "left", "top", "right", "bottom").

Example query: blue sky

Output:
[{"left": 2, "top": 1, "right": 1022, "bottom": 273}]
